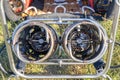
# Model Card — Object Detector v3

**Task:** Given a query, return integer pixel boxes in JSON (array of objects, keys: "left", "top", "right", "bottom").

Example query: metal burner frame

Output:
[{"left": 0, "top": 0, "right": 120, "bottom": 80}]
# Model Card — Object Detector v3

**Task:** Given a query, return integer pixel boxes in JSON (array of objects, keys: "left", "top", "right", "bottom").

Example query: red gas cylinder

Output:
[
  {"left": 25, "top": 0, "right": 33, "bottom": 9},
  {"left": 89, "top": 0, "right": 94, "bottom": 8}
]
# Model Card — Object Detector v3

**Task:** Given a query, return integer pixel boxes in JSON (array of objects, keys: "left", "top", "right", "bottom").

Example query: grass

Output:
[{"left": 0, "top": 18, "right": 120, "bottom": 80}]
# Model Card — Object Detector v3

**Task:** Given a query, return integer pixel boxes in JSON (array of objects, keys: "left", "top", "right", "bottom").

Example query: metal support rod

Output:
[
  {"left": 0, "top": 0, "right": 17, "bottom": 74},
  {"left": 0, "top": 63, "right": 8, "bottom": 74},
  {"left": 103, "top": 1, "right": 120, "bottom": 74}
]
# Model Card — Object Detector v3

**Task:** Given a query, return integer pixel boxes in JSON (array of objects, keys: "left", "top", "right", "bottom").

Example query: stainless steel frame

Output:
[{"left": 0, "top": 0, "right": 120, "bottom": 79}]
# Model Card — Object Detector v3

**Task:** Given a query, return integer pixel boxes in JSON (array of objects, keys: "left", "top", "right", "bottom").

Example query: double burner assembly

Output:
[{"left": 0, "top": 0, "right": 120, "bottom": 79}]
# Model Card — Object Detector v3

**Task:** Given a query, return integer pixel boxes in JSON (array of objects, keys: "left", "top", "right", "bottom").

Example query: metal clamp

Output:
[
  {"left": 82, "top": 6, "right": 95, "bottom": 14},
  {"left": 54, "top": 5, "right": 66, "bottom": 13}
]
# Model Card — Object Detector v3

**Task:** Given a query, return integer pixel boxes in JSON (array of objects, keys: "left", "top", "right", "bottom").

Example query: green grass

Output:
[{"left": 0, "top": 19, "right": 120, "bottom": 80}]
